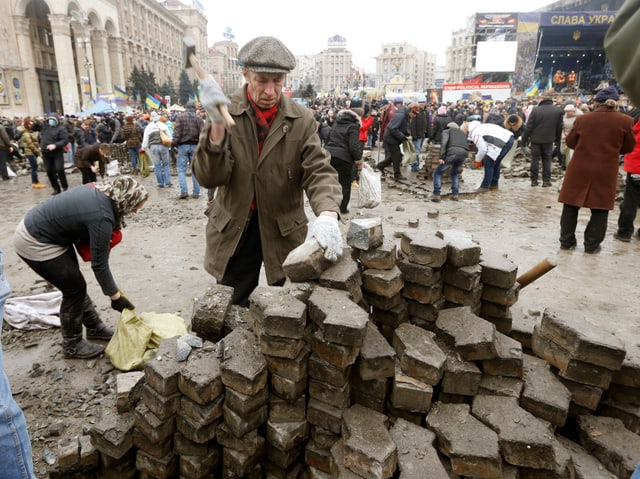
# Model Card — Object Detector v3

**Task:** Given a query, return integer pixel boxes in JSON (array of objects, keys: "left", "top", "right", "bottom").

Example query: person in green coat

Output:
[{"left": 605, "top": 0, "right": 640, "bottom": 106}]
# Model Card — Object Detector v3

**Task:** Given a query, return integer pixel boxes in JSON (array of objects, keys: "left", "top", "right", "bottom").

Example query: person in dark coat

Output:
[
  {"left": 74, "top": 143, "right": 109, "bottom": 184},
  {"left": 39, "top": 115, "right": 70, "bottom": 195},
  {"left": 521, "top": 94, "right": 564, "bottom": 186},
  {"left": 558, "top": 86, "right": 636, "bottom": 253},
  {"left": 377, "top": 103, "right": 420, "bottom": 181},
  {"left": 325, "top": 109, "right": 364, "bottom": 214}
]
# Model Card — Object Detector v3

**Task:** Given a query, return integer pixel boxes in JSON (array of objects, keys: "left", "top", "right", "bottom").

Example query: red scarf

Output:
[{"left": 247, "top": 89, "right": 279, "bottom": 155}]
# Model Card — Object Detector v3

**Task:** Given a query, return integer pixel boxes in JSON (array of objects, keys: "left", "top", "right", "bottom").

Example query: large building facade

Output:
[{"left": 1, "top": 0, "right": 207, "bottom": 117}]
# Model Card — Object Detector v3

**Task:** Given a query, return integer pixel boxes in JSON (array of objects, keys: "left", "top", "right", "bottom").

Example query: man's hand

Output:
[
  {"left": 309, "top": 214, "right": 342, "bottom": 262},
  {"left": 199, "top": 76, "right": 230, "bottom": 124}
]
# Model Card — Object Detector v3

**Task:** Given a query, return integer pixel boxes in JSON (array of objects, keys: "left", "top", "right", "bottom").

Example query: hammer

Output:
[{"left": 183, "top": 37, "right": 235, "bottom": 128}]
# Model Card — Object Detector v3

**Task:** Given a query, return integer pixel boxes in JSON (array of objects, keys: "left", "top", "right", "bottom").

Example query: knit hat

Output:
[
  {"left": 150, "top": 111, "right": 159, "bottom": 122},
  {"left": 563, "top": 104, "right": 576, "bottom": 112},
  {"left": 594, "top": 86, "right": 619, "bottom": 102},
  {"left": 237, "top": 36, "right": 296, "bottom": 73},
  {"left": 437, "top": 106, "right": 447, "bottom": 115}
]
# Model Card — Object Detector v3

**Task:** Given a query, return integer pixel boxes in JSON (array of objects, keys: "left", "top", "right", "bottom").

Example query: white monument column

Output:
[
  {"left": 48, "top": 13, "right": 80, "bottom": 115},
  {"left": 13, "top": 15, "right": 41, "bottom": 115},
  {"left": 108, "top": 36, "right": 125, "bottom": 91},
  {"left": 90, "top": 29, "right": 111, "bottom": 94}
]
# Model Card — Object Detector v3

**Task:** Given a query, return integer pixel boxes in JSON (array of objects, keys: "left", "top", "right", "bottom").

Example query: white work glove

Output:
[
  {"left": 309, "top": 215, "right": 343, "bottom": 262},
  {"left": 199, "top": 76, "right": 230, "bottom": 124}
]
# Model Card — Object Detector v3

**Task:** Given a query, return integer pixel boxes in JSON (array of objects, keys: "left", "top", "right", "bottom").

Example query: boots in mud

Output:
[
  {"left": 82, "top": 296, "right": 114, "bottom": 341},
  {"left": 61, "top": 312, "right": 105, "bottom": 359}
]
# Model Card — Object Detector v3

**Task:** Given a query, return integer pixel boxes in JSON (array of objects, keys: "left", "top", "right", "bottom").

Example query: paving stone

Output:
[
  {"left": 144, "top": 337, "right": 181, "bottom": 396},
  {"left": 310, "top": 425, "right": 341, "bottom": 450},
  {"left": 478, "top": 374, "right": 523, "bottom": 399},
  {"left": 342, "top": 404, "right": 397, "bottom": 479},
  {"left": 140, "top": 383, "right": 180, "bottom": 421},
  {"left": 361, "top": 266, "right": 404, "bottom": 298},
  {"left": 402, "top": 281, "right": 443, "bottom": 305},
  {"left": 612, "top": 344, "right": 640, "bottom": 388},
  {"left": 222, "top": 435, "right": 265, "bottom": 477},
  {"left": 438, "top": 341, "right": 482, "bottom": 396},
  {"left": 556, "top": 435, "right": 617, "bottom": 479},
  {"left": 406, "top": 297, "right": 444, "bottom": 326},
  {"left": 358, "top": 238, "right": 397, "bottom": 270},
  {"left": 319, "top": 252, "right": 363, "bottom": 300},
  {"left": 443, "top": 283, "right": 483, "bottom": 307},
  {"left": 220, "top": 329, "right": 268, "bottom": 395},
  {"left": 179, "top": 449, "right": 219, "bottom": 478},
  {"left": 358, "top": 322, "right": 396, "bottom": 381},
  {"left": 179, "top": 394, "right": 224, "bottom": 426},
  {"left": 389, "top": 418, "right": 448, "bottom": 478},
  {"left": 471, "top": 394, "right": 557, "bottom": 469},
  {"left": 538, "top": 308, "right": 626, "bottom": 371},
  {"left": 77, "top": 434, "right": 99, "bottom": 472},
  {"left": 191, "top": 283, "right": 234, "bottom": 342},
  {"left": 270, "top": 372, "right": 307, "bottom": 401},
  {"left": 89, "top": 409, "right": 134, "bottom": 460},
  {"left": 223, "top": 401, "right": 268, "bottom": 438},
  {"left": 310, "top": 330, "right": 359, "bottom": 369},
  {"left": 516, "top": 434, "right": 574, "bottom": 479},
  {"left": 426, "top": 401, "right": 503, "bottom": 479},
  {"left": 479, "top": 250, "right": 518, "bottom": 288},
  {"left": 520, "top": 353, "right": 571, "bottom": 427},
  {"left": 133, "top": 402, "right": 174, "bottom": 444},
  {"left": 597, "top": 396, "right": 640, "bottom": 434},
  {"left": 178, "top": 344, "right": 223, "bottom": 405},
  {"left": 577, "top": 415, "right": 640, "bottom": 477},
  {"left": 257, "top": 332, "right": 306, "bottom": 359},
  {"left": 482, "top": 330, "right": 523, "bottom": 378},
  {"left": 266, "top": 418, "right": 308, "bottom": 451},
  {"left": 282, "top": 238, "right": 332, "bottom": 281},
  {"left": 435, "top": 306, "right": 498, "bottom": 361},
  {"left": 225, "top": 383, "right": 269, "bottom": 416},
  {"left": 264, "top": 442, "right": 303, "bottom": 472},
  {"left": 350, "top": 371, "right": 389, "bottom": 400},
  {"left": 57, "top": 435, "right": 80, "bottom": 470},
  {"left": 173, "top": 431, "right": 214, "bottom": 457},
  {"left": 269, "top": 395, "right": 306, "bottom": 423},
  {"left": 222, "top": 304, "right": 255, "bottom": 337},
  {"left": 309, "top": 377, "right": 351, "bottom": 409},
  {"left": 509, "top": 308, "right": 540, "bottom": 350},
  {"left": 176, "top": 411, "right": 219, "bottom": 444},
  {"left": 132, "top": 428, "right": 173, "bottom": 458},
  {"left": 392, "top": 323, "right": 446, "bottom": 385},
  {"left": 116, "top": 371, "right": 145, "bottom": 413},
  {"left": 308, "top": 353, "right": 351, "bottom": 388},
  {"left": 396, "top": 258, "right": 441, "bottom": 286},
  {"left": 250, "top": 289, "right": 307, "bottom": 339},
  {"left": 436, "top": 230, "right": 481, "bottom": 267},
  {"left": 390, "top": 361, "right": 433, "bottom": 413},
  {"left": 135, "top": 449, "right": 177, "bottom": 479},
  {"left": 215, "top": 422, "right": 261, "bottom": 452},
  {"left": 363, "top": 291, "right": 405, "bottom": 311},
  {"left": 351, "top": 389, "right": 386, "bottom": 413},
  {"left": 558, "top": 376, "right": 603, "bottom": 410},
  {"left": 481, "top": 283, "right": 520, "bottom": 307},
  {"left": 607, "top": 382, "right": 640, "bottom": 407},
  {"left": 480, "top": 300, "right": 513, "bottom": 319},
  {"left": 371, "top": 302, "right": 409, "bottom": 329},
  {"left": 264, "top": 344, "right": 310, "bottom": 381},
  {"left": 305, "top": 440, "right": 334, "bottom": 474},
  {"left": 308, "top": 286, "right": 369, "bottom": 347},
  {"left": 330, "top": 440, "right": 365, "bottom": 478},
  {"left": 346, "top": 217, "right": 384, "bottom": 251},
  {"left": 442, "top": 263, "right": 482, "bottom": 291},
  {"left": 307, "top": 397, "right": 344, "bottom": 435},
  {"left": 400, "top": 230, "right": 448, "bottom": 267}
]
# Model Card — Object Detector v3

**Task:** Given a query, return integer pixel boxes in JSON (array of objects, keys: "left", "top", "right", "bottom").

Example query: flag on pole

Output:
[
  {"left": 114, "top": 85, "right": 129, "bottom": 100},
  {"left": 146, "top": 94, "right": 161, "bottom": 109},
  {"left": 546, "top": 72, "right": 553, "bottom": 91},
  {"left": 525, "top": 80, "right": 540, "bottom": 97}
]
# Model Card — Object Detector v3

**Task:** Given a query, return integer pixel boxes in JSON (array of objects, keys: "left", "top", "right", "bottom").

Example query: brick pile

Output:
[
  {"left": 48, "top": 217, "right": 640, "bottom": 478},
  {"left": 416, "top": 142, "right": 467, "bottom": 186}
]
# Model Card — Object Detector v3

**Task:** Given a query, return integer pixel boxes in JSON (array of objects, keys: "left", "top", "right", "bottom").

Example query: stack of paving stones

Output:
[
  {"left": 417, "top": 142, "right": 466, "bottom": 186},
  {"left": 65, "top": 216, "right": 640, "bottom": 478}
]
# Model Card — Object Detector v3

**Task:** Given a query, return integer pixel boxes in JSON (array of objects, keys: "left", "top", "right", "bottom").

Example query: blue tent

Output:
[{"left": 81, "top": 100, "right": 115, "bottom": 115}]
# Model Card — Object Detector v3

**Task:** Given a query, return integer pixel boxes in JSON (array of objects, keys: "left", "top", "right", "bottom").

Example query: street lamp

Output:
[{"left": 77, "top": 37, "right": 93, "bottom": 103}]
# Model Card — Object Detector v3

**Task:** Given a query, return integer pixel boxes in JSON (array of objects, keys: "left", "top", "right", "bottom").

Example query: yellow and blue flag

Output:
[
  {"left": 114, "top": 85, "right": 129, "bottom": 100},
  {"left": 146, "top": 94, "right": 161, "bottom": 109}
]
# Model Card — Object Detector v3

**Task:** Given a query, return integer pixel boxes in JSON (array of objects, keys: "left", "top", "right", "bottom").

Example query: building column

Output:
[
  {"left": 48, "top": 13, "right": 80, "bottom": 115},
  {"left": 108, "top": 36, "right": 125, "bottom": 91},
  {"left": 12, "top": 15, "right": 41, "bottom": 115},
  {"left": 90, "top": 29, "right": 110, "bottom": 94}
]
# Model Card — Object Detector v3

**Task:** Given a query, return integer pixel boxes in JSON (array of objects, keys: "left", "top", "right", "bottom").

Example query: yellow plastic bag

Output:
[
  {"left": 105, "top": 309, "right": 188, "bottom": 371},
  {"left": 139, "top": 151, "right": 151, "bottom": 178}
]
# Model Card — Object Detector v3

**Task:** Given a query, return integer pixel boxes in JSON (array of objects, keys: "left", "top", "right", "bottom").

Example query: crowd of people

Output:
[{"left": 2, "top": 21, "right": 640, "bottom": 476}]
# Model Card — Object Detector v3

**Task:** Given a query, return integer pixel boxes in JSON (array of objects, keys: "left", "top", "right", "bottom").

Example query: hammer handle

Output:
[
  {"left": 188, "top": 53, "right": 235, "bottom": 128},
  {"left": 516, "top": 258, "right": 557, "bottom": 289}
]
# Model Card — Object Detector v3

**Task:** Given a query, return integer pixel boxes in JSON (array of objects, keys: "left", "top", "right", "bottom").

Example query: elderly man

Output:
[{"left": 193, "top": 36, "right": 343, "bottom": 306}]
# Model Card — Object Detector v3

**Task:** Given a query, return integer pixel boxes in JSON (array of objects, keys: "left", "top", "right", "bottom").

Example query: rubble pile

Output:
[{"left": 47, "top": 218, "right": 640, "bottom": 479}]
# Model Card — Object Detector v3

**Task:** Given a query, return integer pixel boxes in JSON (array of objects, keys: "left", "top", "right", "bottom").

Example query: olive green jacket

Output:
[
  {"left": 193, "top": 86, "right": 341, "bottom": 284},
  {"left": 605, "top": 0, "right": 640, "bottom": 106}
]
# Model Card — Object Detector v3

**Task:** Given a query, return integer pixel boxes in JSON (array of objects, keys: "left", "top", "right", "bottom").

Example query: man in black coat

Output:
[
  {"left": 39, "top": 115, "right": 70, "bottom": 194},
  {"left": 521, "top": 94, "right": 563, "bottom": 186}
]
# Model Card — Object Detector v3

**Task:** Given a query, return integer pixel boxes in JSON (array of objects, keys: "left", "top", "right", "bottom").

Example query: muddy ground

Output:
[{"left": 1, "top": 153, "right": 639, "bottom": 477}]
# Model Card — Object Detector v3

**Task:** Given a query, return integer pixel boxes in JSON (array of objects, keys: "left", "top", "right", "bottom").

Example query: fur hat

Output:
[
  {"left": 594, "top": 86, "right": 619, "bottom": 102},
  {"left": 238, "top": 36, "right": 296, "bottom": 73},
  {"left": 504, "top": 114, "right": 523, "bottom": 132}
]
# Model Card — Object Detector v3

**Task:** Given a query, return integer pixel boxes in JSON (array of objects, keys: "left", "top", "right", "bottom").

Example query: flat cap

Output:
[{"left": 237, "top": 36, "right": 296, "bottom": 73}]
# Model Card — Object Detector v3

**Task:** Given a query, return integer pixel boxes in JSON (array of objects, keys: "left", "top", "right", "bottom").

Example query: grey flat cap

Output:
[{"left": 237, "top": 36, "right": 296, "bottom": 73}]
